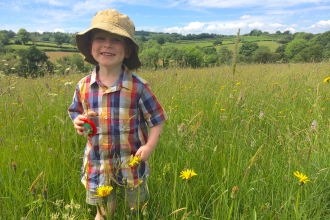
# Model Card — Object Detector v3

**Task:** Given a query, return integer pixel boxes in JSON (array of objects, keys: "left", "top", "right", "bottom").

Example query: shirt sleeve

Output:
[
  {"left": 138, "top": 83, "right": 168, "bottom": 127},
  {"left": 68, "top": 84, "right": 84, "bottom": 121}
]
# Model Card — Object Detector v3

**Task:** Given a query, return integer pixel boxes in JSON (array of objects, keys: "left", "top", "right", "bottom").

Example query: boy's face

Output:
[{"left": 90, "top": 30, "right": 132, "bottom": 68}]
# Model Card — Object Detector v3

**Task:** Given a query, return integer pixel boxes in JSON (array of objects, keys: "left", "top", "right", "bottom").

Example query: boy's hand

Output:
[
  {"left": 73, "top": 111, "right": 98, "bottom": 135},
  {"left": 135, "top": 145, "right": 154, "bottom": 162}
]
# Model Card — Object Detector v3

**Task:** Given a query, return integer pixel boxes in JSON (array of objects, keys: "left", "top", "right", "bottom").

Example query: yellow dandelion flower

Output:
[
  {"left": 179, "top": 169, "right": 197, "bottom": 180},
  {"left": 323, "top": 77, "right": 330, "bottom": 83},
  {"left": 95, "top": 186, "right": 113, "bottom": 198},
  {"left": 128, "top": 155, "right": 140, "bottom": 167},
  {"left": 294, "top": 171, "right": 310, "bottom": 186},
  {"left": 230, "top": 186, "right": 239, "bottom": 199}
]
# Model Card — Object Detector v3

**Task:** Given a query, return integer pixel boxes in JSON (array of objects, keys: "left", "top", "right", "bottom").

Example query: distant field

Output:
[
  {"left": 164, "top": 40, "right": 281, "bottom": 52},
  {"left": 45, "top": 51, "right": 78, "bottom": 62}
]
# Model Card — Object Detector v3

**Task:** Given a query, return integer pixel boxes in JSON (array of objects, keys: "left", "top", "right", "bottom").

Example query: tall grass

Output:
[{"left": 1, "top": 63, "right": 330, "bottom": 219}]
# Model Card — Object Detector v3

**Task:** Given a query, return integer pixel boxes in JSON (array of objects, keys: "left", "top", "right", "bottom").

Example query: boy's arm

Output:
[{"left": 135, "top": 122, "right": 164, "bottom": 161}]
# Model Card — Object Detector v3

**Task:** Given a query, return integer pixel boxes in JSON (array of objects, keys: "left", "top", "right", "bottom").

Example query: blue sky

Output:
[{"left": 1, "top": 0, "right": 330, "bottom": 35}]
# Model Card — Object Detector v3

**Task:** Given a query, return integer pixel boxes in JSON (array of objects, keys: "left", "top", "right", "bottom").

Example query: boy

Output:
[{"left": 68, "top": 9, "right": 167, "bottom": 219}]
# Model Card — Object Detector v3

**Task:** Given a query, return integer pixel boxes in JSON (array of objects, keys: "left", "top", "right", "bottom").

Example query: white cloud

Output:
[
  {"left": 240, "top": 15, "right": 251, "bottom": 19},
  {"left": 268, "top": 23, "right": 284, "bottom": 28},
  {"left": 284, "top": 27, "right": 295, "bottom": 33},
  {"left": 248, "top": 22, "right": 264, "bottom": 29},
  {"left": 183, "top": 22, "right": 205, "bottom": 33},
  {"left": 37, "top": 30, "right": 44, "bottom": 34},
  {"left": 311, "top": 20, "right": 330, "bottom": 28},
  {"left": 164, "top": 26, "right": 183, "bottom": 33},
  {"left": 54, "top": 28, "right": 65, "bottom": 32}
]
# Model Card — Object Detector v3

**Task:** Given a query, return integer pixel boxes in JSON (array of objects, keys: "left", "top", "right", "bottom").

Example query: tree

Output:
[
  {"left": 30, "top": 33, "right": 37, "bottom": 44},
  {"left": 17, "top": 45, "right": 52, "bottom": 78},
  {"left": 284, "top": 38, "right": 308, "bottom": 59},
  {"left": 309, "top": 30, "right": 330, "bottom": 48},
  {"left": 218, "top": 46, "right": 233, "bottom": 64},
  {"left": 213, "top": 39, "right": 222, "bottom": 46},
  {"left": 253, "top": 46, "right": 274, "bottom": 63},
  {"left": 182, "top": 46, "right": 203, "bottom": 68},
  {"left": 0, "top": 33, "right": 9, "bottom": 45},
  {"left": 292, "top": 45, "right": 323, "bottom": 62},
  {"left": 54, "top": 32, "right": 69, "bottom": 47},
  {"left": 70, "top": 35, "right": 76, "bottom": 46},
  {"left": 159, "top": 46, "right": 178, "bottom": 67},
  {"left": 17, "top": 28, "right": 30, "bottom": 44},
  {"left": 143, "top": 39, "right": 160, "bottom": 50},
  {"left": 250, "top": 29, "right": 262, "bottom": 36},
  {"left": 139, "top": 45, "right": 161, "bottom": 69},
  {"left": 239, "top": 42, "right": 259, "bottom": 56}
]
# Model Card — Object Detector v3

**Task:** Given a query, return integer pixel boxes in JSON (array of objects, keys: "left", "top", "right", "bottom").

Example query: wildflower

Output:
[
  {"left": 11, "top": 161, "right": 17, "bottom": 173},
  {"left": 230, "top": 186, "right": 239, "bottom": 199},
  {"left": 179, "top": 169, "right": 197, "bottom": 180},
  {"left": 94, "top": 185, "right": 113, "bottom": 198},
  {"left": 64, "top": 81, "right": 73, "bottom": 85},
  {"left": 236, "top": 82, "right": 241, "bottom": 86},
  {"left": 311, "top": 120, "right": 317, "bottom": 131},
  {"left": 128, "top": 155, "right": 140, "bottom": 167},
  {"left": 323, "top": 77, "right": 330, "bottom": 83},
  {"left": 294, "top": 171, "right": 310, "bottom": 186}
]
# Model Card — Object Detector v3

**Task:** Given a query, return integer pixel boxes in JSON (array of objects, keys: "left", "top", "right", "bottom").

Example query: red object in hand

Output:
[{"left": 81, "top": 118, "right": 97, "bottom": 137}]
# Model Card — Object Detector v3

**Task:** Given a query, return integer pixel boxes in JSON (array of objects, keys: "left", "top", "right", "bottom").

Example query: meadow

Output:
[{"left": 1, "top": 63, "right": 330, "bottom": 219}]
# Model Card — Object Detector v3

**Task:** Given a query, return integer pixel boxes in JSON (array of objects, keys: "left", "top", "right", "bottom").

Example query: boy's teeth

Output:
[{"left": 102, "top": 53, "right": 113, "bottom": 56}]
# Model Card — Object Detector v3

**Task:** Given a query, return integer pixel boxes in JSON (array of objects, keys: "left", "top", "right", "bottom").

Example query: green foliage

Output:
[
  {"left": 253, "top": 46, "right": 275, "bottom": 63},
  {"left": 0, "top": 33, "right": 10, "bottom": 45},
  {"left": 239, "top": 42, "right": 259, "bottom": 56},
  {"left": 16, "top": 45, "right": 53, "bottom": 78},
  {"left": 182, "top": 46, "right": 203, "bottom": 68},
  {"left": 294, "top": 32, "right": 314, "bottom": 41},
  {"left": 17, "top": 28, "right": 30, "bottom": 45},
  {"left": 140, "top": 46, "right": 161, "bottom": 69},
  {"left": 213, "top": 39, "right": 222, "bottom": 46},
  {"left": 285, "top": 38, "right": 308, "bottom": 59},
  {"left": 55, "top": 53, "right": 92, "bottom": 73},
  {"left": 292, "top": 44, "right": 323, "bottom": 62},
  {"left": 310, "top": 31, "right": 330, "bottom": 48},
  {"left": 54, "top": 32, "right": 70, "bottom": 47},
  {"left": 218, "top": 46, "right": 233, "bottom": 64},
  {"left": 249, "top": 29, "right": 262, "bottom": 36}
]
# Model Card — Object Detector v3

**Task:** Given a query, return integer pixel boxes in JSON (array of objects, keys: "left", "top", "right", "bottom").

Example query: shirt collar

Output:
[{"left": 89, "top": 66, "right": 133, "bottom": 91}]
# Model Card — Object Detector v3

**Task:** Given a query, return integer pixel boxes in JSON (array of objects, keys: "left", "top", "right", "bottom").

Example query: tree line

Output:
[{"left": 0, "top": 28, "right": 330, "bottom": 78}]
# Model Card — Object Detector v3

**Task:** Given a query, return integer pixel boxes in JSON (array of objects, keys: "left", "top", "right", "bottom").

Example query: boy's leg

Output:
[
  {"left": 95, "top": 200, "right": 116, "bottom": 220},
  {"left": 86, "top": 187, "right": 117, "bottom": 220},
  {"left": 122, "top": 178, "right": 150, "bottom": 216}
]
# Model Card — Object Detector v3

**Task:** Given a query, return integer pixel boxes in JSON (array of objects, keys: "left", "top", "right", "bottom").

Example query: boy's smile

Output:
[{"left": 90, "top": 30, "right": 130, "bottom": 68}]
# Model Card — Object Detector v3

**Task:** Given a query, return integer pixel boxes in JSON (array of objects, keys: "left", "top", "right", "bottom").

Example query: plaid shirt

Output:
[{"left": 68, "top": 66, "right": 167, "bottom": 190}]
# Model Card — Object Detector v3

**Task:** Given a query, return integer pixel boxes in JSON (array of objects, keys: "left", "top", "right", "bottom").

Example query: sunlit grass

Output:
[{"left": 1, "top": 62, "right": 330, "bottom": 219}]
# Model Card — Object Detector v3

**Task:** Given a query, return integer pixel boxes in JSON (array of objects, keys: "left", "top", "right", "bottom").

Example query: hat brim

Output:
[{"left": 76, "top": 24, "right": 141, "bottom": 70}]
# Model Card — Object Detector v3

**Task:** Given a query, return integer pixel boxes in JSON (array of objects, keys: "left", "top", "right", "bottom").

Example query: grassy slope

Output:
[{"left": 1, "top": 63, "right": 330, "bottom": 219}]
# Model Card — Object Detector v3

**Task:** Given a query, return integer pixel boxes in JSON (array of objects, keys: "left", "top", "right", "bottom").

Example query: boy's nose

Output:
[{"left": 103, "top": 39, "right": 112, "bottom": 48}]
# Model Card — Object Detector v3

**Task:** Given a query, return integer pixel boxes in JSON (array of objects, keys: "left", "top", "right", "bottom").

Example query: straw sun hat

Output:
[{"left": 76, "top": 9, "right": 141, "bottom": 70}]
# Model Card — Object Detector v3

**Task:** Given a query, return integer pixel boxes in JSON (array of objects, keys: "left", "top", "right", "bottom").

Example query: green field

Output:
[
  {"left": 162, "top": 35, "right": 280, "bottom": 52},
  {"left": 1, "top": 63, "right": 330, "bottom": 219}
]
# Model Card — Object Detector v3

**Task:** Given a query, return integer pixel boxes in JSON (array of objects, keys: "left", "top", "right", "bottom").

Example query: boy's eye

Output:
[{"left": 111, "top": 38, "right": 121, "bottom": 43}]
